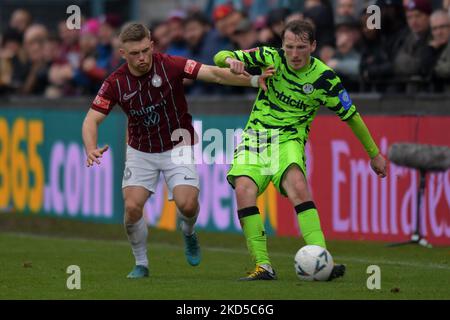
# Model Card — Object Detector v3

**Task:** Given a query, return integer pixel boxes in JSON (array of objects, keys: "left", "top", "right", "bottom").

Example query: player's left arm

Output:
[
  {"left": 346, "top": 113, "right": 387, "bottom": 178},
  {"left": 196, "top": 64, "right": 274, "bottom": 91},
  {"left": 321, "top": 71, "right": 387, "bottom": 177}
]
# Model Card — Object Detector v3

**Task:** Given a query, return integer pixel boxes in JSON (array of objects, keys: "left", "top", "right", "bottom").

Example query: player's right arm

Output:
[
  {"left": 82, "top": 78, "right": 117, "bottom": 167},
  {"left": 82, "top": 109, "right": 109, "bottom": 167},
  {"left": 214, "top": 47, "right": 275, "bottom": 75}
]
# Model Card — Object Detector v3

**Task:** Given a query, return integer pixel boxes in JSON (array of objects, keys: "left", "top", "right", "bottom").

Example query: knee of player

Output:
[
  {"left": 124, "top": 201, "right": 144, "bottom": 223},
  {"left": 177, "top": 197, "right": 199, "bottom": 216},
  {"left": 287, "top": 180, "right": 311, "bottom": 200},
  {"left": 235, "top": 183, "right": 258, "bottom": 198}
]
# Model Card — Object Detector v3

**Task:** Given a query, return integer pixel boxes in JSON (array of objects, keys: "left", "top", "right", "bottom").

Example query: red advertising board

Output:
[{"left": 276, "top": 115, "right": 450, "bottom": 246}]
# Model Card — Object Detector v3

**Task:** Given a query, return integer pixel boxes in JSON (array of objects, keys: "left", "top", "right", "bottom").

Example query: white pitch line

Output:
[
  {"left": 152, "top": 242, "right": 450, "bottom": 271},
  {"left": 3, "top": 232, "right": 450, "bottom": 271}
]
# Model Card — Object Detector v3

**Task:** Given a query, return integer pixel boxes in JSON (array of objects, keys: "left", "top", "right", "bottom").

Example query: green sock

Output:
[
  {"left": 238, "top": 206, "right": 271, "bottom": 266},
  {"left": 295, "top": 201, "right": 326, "bottom": 248}
]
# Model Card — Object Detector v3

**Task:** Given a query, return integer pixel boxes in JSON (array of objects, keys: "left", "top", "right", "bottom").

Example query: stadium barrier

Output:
[{"left": 1, "top": 94, "right": 449, "bottom": 245}]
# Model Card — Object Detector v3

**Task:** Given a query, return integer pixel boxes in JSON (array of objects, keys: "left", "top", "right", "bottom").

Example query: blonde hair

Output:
[{"left": 119, "top": 23, "right": 150, "bottom": 44}]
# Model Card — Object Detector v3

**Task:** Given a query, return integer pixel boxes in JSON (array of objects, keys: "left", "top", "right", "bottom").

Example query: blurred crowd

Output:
[{"left": 1, "top": 0, "right": 450, "bottom": 97}]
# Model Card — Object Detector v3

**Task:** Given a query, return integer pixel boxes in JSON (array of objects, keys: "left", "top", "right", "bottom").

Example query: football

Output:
[{"left": 294, "top": 245, "right": 334, "bottom": 281}]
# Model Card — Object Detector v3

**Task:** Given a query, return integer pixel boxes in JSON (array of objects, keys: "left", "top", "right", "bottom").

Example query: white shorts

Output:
[{"left": 122, "top": 145, "right": 199, "bottom": 200}]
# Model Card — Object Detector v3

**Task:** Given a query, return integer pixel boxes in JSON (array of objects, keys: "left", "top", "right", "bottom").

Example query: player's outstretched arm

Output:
[
  {"left": 346, "top": 112, "right": 387, "bottom": 178},
  {"left": 214, "top": 47, "right": 275, "bottom": 74},
  {"left": 196, "top": 64, "right": 274, "bottom": 91},
  {"left": 82, "top": 109, "right": 109, "bottom": 167},
  {"left": 214, "top": 50, "right": 249, "bottom": 75}
]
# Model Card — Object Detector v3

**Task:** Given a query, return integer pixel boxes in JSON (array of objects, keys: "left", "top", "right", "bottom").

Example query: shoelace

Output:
[{"left": 248, "top": 266, "right": 266, "bottom": 278}]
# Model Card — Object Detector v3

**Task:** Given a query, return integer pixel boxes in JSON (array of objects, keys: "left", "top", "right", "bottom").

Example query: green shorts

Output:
[{"left": 227, "top": 139, "right": 306, "bottom": 197}]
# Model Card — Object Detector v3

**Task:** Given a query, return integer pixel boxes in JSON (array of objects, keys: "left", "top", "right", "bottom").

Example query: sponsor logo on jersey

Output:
[
  {"left": 129, "top": 99, "right": 167, "bottom": 127},
  {"left": 93, "top": 95, "right": 110, "bottom": 110},
  {"left": 272, "top": 86, "right": 308, "bottom": 110},
  {"left": 123, "top": 91, "right": 137, "bottom": 101},
  {"left": 143, "top": 112, "right": 160, "bottom": 127},
  {"left": 184, "top": 59, "right": 198, "bottom": 75}
]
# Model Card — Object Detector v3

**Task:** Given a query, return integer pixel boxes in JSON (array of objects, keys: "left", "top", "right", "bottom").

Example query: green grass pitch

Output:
[{"left": 0, "top": 215, "right": 449, "bottom": 299}]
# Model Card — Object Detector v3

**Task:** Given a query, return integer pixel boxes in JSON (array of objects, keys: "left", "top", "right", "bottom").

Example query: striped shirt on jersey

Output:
[
  {"left": 91, "top": 53, "right": 202, "bottom": 153},
  {"left": 226, "top": 47, "right": 357, "bottom": 147}
]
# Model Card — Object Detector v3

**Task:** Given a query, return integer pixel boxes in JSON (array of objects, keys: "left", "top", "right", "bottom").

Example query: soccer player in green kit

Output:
[{"left": 214, "top": 20, "right": 387, "bottom": 281}]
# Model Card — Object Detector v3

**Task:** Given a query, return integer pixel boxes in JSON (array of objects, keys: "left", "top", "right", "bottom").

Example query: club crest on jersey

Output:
[
  {"left": 338, "top": 90, "right": 352, "bottom": 110},
  {"left": 151, "top": 74, "right": 162, "bottom": 87},
  {"left": 302, "top": 83, "right": 314, "bottom": 94}
]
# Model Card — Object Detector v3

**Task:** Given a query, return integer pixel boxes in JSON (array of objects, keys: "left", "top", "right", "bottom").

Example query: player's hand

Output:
[
  {"left": 225, "top": 57, "right": 250, "bottom": 76},
  {"left": 370, "top": 153, "right": 387, "bottom": 178},
  {"left": 259, "top": 66, "right": 275, "bottom": 92},
  {"left": 86, "top": 145, "right": 109, "bottom": 167}
]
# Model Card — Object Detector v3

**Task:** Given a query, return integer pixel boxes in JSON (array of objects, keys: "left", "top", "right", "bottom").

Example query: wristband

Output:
[{"left": 250, "top": 75, "right": 260, "bottom": 88}]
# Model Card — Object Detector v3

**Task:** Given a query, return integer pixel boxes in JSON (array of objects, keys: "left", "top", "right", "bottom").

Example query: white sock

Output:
[
  {"left": 125, "top": 216, "right": 148, "bottom": 267},
  {"left": 177, "top": 207, "right": 199, "bottom": 236}
]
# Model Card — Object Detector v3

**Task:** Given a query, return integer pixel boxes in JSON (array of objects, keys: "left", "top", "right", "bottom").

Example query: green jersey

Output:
[{"left": 215, "top": 47, "right": 357, "bottom": 147}]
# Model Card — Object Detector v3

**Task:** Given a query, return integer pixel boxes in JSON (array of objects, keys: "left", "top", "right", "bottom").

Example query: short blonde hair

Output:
[{"left": 119, "top": 23, "right": 150, "bottom": 44}]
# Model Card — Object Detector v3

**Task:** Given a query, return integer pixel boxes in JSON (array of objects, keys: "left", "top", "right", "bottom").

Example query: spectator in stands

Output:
[
  {"left": 21, "top": 24, "right": 50, "bottom": 95},
  {"left": 230, "top": 18, "right": 264, "bottom": 95},
  {"left": 394, "top": 0, "right": 433, "bottom": 89},
  {"left": 285, "top": 12, "right": 304, "bottom": 24},
  {"left": 9, "top": 9, "right": 33, "bottom": 35},
  {"left": 304, "top": 0, "right": 322, "bottom": 9},
  {"left": 183, "top": 12, "right": 223, "bottom": 95},
  {"left": 46, "top": 21, "right": 80, "bottom": 97},
  {"left": 184, "top": 13, "right": 212, "bottom": 62},
  {"left": 444, "top": 0, "right": 450, "bottom": 12},
  {"left": 336, "top": 0, "right": 357, "bottom": 18},
  {"left": 232, "top": 18, "right": 261, "bottom": 50},
  {"left": 57, "top": 20, "right": 80, "bottom": 69},
  {"left": 369, "top": 0, "right": 408, "bottom": 92},
  {"left": 303, "top": 0, "right": 336, "bottom": 54},
  {"left": 150, "top": 21, "right": 171, "bottom": 53},
  {"left": 0, "top": 28, "right": 27, "bottom": 94},
  {"left": 212, "top": 3, "right": 245, "bottom": 49},
  {"left": 359, "top": 10, "right": 393, "bottom": 92},
  {"left": 43, "top": 33, "right": 65, "bottom": 98},
  {"left": 98, "top": 14, "right": 122, "bottom": 73},
  {"left": 327, "top": 15, "right": 361, "bottom": 91},
  {"left": 72, "top": 19, "right": 104, "bottom": 94},
  {"left": 334, "top": 0, "right": 360, "bottom": 54},
  {"left": 166, "top": 10, "right": 189, "bottom": 56},
  {"left": 109, "top": 32, "right": 125, "bottom": 71},
  {"left": 265, "top": 7, "right": 291, "bottom": 47},
  {"left": 429, "top": 9, "right": 450, "bottom": 90},
  {"left": 253, "top": 16, "right": 274, "bottom": 45}
]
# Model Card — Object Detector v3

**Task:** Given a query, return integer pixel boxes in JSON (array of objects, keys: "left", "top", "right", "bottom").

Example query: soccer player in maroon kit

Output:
[{"left": 81, "top": 23, "right": 273, "bottom": 278}]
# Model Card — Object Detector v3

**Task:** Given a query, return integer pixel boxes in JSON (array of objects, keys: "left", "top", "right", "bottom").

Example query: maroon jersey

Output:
[{"left": 91, "top": 53, "right": 202, "bottom": 153}]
